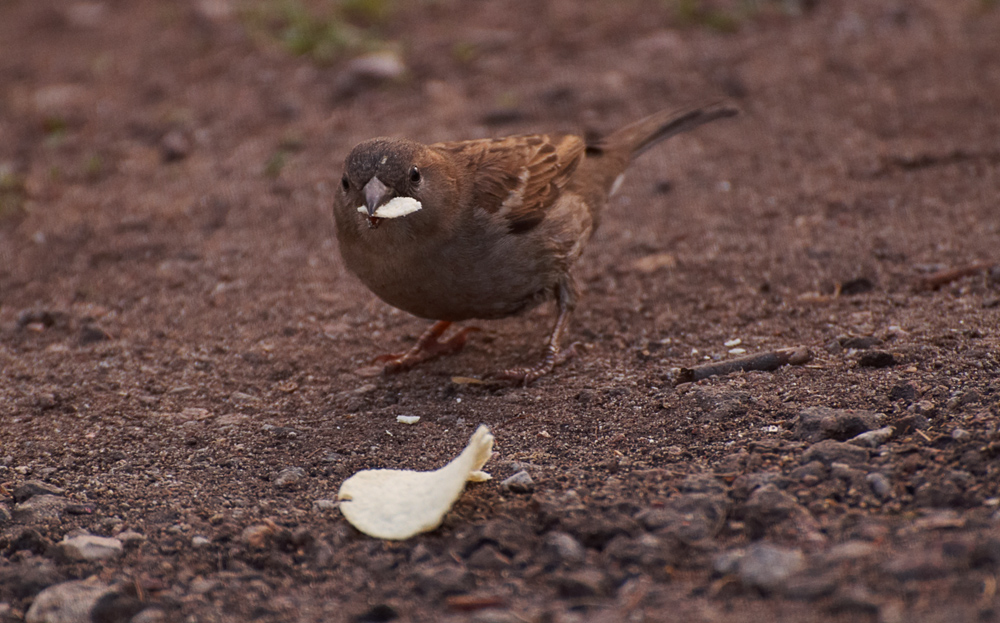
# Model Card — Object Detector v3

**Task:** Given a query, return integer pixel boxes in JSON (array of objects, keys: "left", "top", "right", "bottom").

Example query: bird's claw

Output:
[
  {"left": 494, "top": 342, "right": 579, "bottom": 386},
  {"left": 376, "top": 324, "right": 481, "bottom": 374}
]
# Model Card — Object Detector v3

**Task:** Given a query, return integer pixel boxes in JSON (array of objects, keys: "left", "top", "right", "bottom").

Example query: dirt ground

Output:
[{"left": 2, "top": 0, "right": 1000, "bottom": 621}]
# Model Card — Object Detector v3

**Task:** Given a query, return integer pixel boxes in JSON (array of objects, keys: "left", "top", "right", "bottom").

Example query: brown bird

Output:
[{"left": 333, "top": 102, "right": 738, "bottom": 384}]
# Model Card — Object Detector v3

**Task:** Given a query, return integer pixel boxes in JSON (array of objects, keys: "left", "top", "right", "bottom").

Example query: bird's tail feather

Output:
[{"left": 600, "top": 101, "right": 739, "bottom": 160}]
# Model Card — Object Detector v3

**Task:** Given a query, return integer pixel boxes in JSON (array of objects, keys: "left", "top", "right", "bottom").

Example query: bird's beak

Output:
[{"left": 363, "top": 177, "right": 392, "bottom": 217}]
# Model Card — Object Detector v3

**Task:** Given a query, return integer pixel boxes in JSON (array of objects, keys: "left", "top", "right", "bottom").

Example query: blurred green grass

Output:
[{"left": 240, "top": 0, "right": 396, "bottom": 64}]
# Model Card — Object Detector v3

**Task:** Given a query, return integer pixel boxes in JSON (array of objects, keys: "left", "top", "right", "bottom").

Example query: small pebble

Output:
[
  {"left": 802, "top": 440, "right": 870, "bottom": 466},
  {"left": 313, "top": 498, "right": 339, "bottom": 512},
  {"left": 866, "top": 473, "right": 892, "bottom": 499},
  {"left": 344, "top": 52, "right": 406, "bottom": 81},
  {"left": 57, "top": 533, "right": 123, "bottom": 561},
  {"left": 829, "top": 584, "right": 881, "bottom": 614},
  {"left": 396, "top": 415, "right": 420, "bottom": 425},
  {"left": 888, "top": 382, "right": 918, "bottom": 403},
  {"left": 335, "top": 51, "right": 406, "bottom": 97},
  {"left": 825, "top": 540, "right": 877, "bottom": 563},
  {"left": 230, "top": 391, "right": 259, "bottom": 404},
  {"left": 712, "top": 548, "right": 744, "bottom": 575},
  {"left": 830, "top": 463, "right": 863, "bottom": 481},
  {"left": 25, "top": 580, "right": 112, "bottom": 623},
  {"left": 500, "top": 470, "right": 534, "bottom": 494},
  {"left": 190, "top": 577, "right": 221, "bottom": 594},
  {"left": 883, "top": 548, "right": 951, "bottom": 582},
  {"left": 849, "top": 426, "right": 894, "bottom": 448},
  {"left": 13, "top": 494, "right": 72, "bottom": 523},
  {"left": 168, "top": 523, "right": 189, "bottom": 534},
  {"left": 736, "top": 543, "right": 806, "bottom": 592},
  {"left": 841, "top": 335, "right": 881, "bottom": 349},
  {"left": 908, "top": 400, "right": 937, "bottom": 417},
  {"left": 544, "top": 531, "right": 586, "bottom": 565},
  {"left": 130, "top": 609, "right": 168, "bottom": 623},
  {"left": 470, "top": 611, "right": 521, "bottom": 623},
  {"left": 743, "top": 484, "right": 801, "bottom": 537},
  {"left": 191, "top": 536, "right": 211, "bottom": 548},
  {"left": 13, "top": 480, "right": 65, "bottom": 503},
  {"left": 789, "top": 461, "right": 827, "bottom": 483},
  {"left": 274, "top": 467, "right": 305, "bottom": 488},
  {"left": 117, "top": 530, "right": 146, "bottom": 547},
  {"left": 241, "top": 524, "right": 273, "bottom": 549},
  {"left": 794, "top": 406, "right": 878, "bottom": 442}
]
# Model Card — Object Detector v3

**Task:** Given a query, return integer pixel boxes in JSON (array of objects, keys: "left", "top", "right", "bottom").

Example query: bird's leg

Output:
[
  {"left": 497, "top": 279, "right": 579, "bottom": 385},
  {"left": 376, "top": 320, "right": 479, "bottom": 373}
]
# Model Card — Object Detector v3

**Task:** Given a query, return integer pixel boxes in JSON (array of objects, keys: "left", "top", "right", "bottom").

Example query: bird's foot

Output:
[
  {"left": 495, "top": 342, "right": 579, "bottom": 386},
  {"left": 375, "top": 321, "right": 480, "bottom": 374}
]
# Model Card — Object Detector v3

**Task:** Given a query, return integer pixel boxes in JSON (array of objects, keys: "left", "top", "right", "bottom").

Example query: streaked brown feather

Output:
[{"left": 431, "top": 134, "right": 585, "bottom": 234}]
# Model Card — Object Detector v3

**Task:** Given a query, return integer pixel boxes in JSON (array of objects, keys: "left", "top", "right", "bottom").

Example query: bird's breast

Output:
[
  {"left": 338, "top": 223, "right": 557, "bottom": 321},
  {"left": 335, "top": 192, "right": 593, "bottom": 321}
]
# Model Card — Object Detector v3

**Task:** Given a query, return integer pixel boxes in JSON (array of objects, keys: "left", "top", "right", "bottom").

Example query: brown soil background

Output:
[{"left": 2, "top": 0, "right": 1000, "bottom": 621}]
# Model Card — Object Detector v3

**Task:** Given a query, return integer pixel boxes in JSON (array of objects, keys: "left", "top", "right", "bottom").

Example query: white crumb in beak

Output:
[
  {"left": 375, "top": 197, "right": 423, "bottom": 218},
  {"left": 355, "top": 196, "right": 423, "bottom": 219},
  {"left": 337, "top": 425, "right": 494, "bottom": 540}
]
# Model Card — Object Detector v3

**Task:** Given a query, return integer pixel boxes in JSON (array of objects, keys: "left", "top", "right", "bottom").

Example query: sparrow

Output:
[{"left": 333, "top": 102, "right": 738, "bottom": 384}]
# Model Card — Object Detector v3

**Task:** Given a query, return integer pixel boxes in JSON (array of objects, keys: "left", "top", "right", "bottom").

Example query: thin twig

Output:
[
  {"left": 674, "top": 346, "right": 812, "bottom": 385},
  {"left": 918, "top": 261, "right": 992, "bottom": 291},
  {"left": 446, "top": 594, "right": 507, "bottom": 611}
]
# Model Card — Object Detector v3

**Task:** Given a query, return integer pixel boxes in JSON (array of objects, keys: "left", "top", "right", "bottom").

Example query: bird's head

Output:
[{"left": 335, "top": 138, "right": 454, "bottom": 232}]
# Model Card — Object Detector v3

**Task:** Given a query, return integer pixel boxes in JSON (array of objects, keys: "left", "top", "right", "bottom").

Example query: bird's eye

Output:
[
  {"left": 409, "top": 166, "right": 421, "bottom": 185},
  {"left": 341, "top": 175, "right": 350, "bottom": 192}
]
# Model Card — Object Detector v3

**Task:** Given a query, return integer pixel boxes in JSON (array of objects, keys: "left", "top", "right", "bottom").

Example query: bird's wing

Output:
[{"left": 432, "top": 134, "right": 585, "bottom": 234}]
